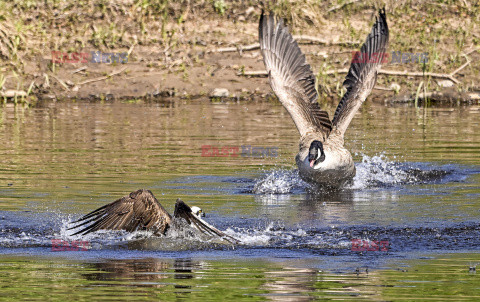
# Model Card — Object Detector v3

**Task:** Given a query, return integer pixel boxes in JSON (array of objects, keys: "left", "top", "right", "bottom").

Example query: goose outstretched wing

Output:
[
  {"left": 259, "top": 12, "right": 332, "bottom": 137},
  {"left": 332, "top": 9, "right": 389, "bottom": 135}
]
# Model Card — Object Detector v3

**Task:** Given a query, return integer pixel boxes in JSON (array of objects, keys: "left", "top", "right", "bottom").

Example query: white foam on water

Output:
[
  {"left": 224, "top": 222, "right": 308, "bottom": 246},
  {"left": 224, "top": 222, "right": 275, "bottom": 246},
  {"left": 252, "top": 153, "right": 422, "bottom": 194},
  {"left": 60, "top": 215, "right": 238, "bottom": 249},
  {"left": 0, "top": 215, "right": 382, "bottom": 251},
  {"left": 0, "top": 231, "right": 50, "bottom": 248},
  {"left": 349, "top": 153, "right": 411, "bottom": 189},
  {"left": 252, "top": 169, "right": 309, "bottom": 194}
]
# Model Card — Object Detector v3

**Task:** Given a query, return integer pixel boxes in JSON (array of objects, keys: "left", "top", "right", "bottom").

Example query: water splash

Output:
[
  {"left": 349, "top": 153, "right": 410, "bottom": 189},
  {"left": 252, "top": 169, "right": 310, "bottom": 194},
  {"left": 2, "top": 212, "right": 480, "bottom": 254},
  {"left": 351, "top": 153, "right": 455, "bottom": 189},
  {"left": 223, "top": 222, "right": 309, "bottom": 246},
  {"left": 252, "top": 153, "right": 452, "bottom": 194},
  {"left": 58, "top": 215, "right": 240, "bottom": 250}
]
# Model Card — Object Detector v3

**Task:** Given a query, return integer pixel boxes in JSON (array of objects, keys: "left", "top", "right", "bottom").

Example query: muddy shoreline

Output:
[{"left": 1, "top": 1, "right": 479, "bottom": 105}]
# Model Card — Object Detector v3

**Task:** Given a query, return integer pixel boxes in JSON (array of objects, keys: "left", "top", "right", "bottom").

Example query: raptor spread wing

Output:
[
  {"left": 173, "top": 199, "right": 239, "bottom": 244},
  {"left": 69, "top": 189, "right": 172, "bottom": 236}
]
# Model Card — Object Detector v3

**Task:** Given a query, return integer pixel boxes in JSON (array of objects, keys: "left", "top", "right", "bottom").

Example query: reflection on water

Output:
[
  {"left": 83, "top": 258, "right": 191, "bottom": 284},
  {"left": 0, "top": 100, "right": 479, "bottom": 299},
  {"left": 0, "top": 254, "right": 478, "bottom": 300}
]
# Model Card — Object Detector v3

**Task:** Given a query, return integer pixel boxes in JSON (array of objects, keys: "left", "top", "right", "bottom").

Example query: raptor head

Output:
[
  {"left": 308, "top": 140, "right": 326, "bottom": 168},
  {"left": 191, "top": 206, "right": 206, "bottom": 218}
]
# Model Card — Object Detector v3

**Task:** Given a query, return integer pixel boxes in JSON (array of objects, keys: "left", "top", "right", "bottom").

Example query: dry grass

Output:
[{"left": 0, "top": 0, "right": 479, "bottom": 103}]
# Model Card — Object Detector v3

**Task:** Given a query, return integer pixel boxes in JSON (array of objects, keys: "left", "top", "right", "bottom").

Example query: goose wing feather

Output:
[
  {"left": 259, "top": 12, "right": 332, "bottom": 137},
  {"left": 332, "top": 9, "right": 389, "bottom": 136}
]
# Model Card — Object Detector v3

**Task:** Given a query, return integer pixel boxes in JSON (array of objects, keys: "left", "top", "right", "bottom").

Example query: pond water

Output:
[{"left": 0, "top": 100, "right": 479, "bottom": 300}]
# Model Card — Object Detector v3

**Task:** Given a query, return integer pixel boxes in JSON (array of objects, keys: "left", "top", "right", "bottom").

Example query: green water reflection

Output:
[{"left": 0, "top": 253, "right": 478, "bottom": 301}]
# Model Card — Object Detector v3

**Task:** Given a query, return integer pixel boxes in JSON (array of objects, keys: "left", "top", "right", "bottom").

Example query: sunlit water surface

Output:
[{"left": 0, "top": 100, "right": 479, "bottom": 300}]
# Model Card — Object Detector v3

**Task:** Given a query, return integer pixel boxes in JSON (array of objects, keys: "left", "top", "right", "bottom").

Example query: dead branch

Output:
[
  {"left": 373, "top": 86, "right": 394, "bottom": 91},
  {"left": 464, "top": 47, "right": 478, "bottom": 56},
  {"left": 378, "top": 69, "right": 461, "bottom": 84},
  {"left": 450, "top": 60, "right": 470, "bottom": 76},
  {"left": 239, "top": 70, "right": 268, "bottom": 77},
  {"left": 127, "top": 41, "right": 137, "bottom": 57},
  {"left": 293, "top": 35, "right": 360, "bottom": 46},
  {"left": 71, "top": 66, "right": 87, "bottom": 74},
  {"left": 239, "top": 68, "right": 464, "bottom": 84},
  {"left": 77, "top": 66, "right": 127, "bottom": 86},
  {"left": 51, "top": 74, "right": 70, "bottom": 91},
  {"left": 213, "top": 43, "right": 260, "bottom": 53},
  {"left": 239, "top": 69, "right": 349, "bottom": 77},
  {"left": 212, "top": 35, "right": 360, "bottom": 53},
  {"left": 1, "top": 90, "right": 27, "bottom": 98}
]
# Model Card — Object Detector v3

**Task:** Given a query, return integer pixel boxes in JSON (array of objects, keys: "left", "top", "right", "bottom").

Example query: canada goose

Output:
[
  {"left": 259, "top": 9, "right": 389, "bottom": 189},
  {"left": 68, "top": 189, "right": 238, "bottom": 244}
]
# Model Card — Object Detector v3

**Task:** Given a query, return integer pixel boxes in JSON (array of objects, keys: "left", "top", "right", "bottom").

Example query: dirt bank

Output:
[{"left": 0, "top": 1, "right": 479, "bottom": 105}]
